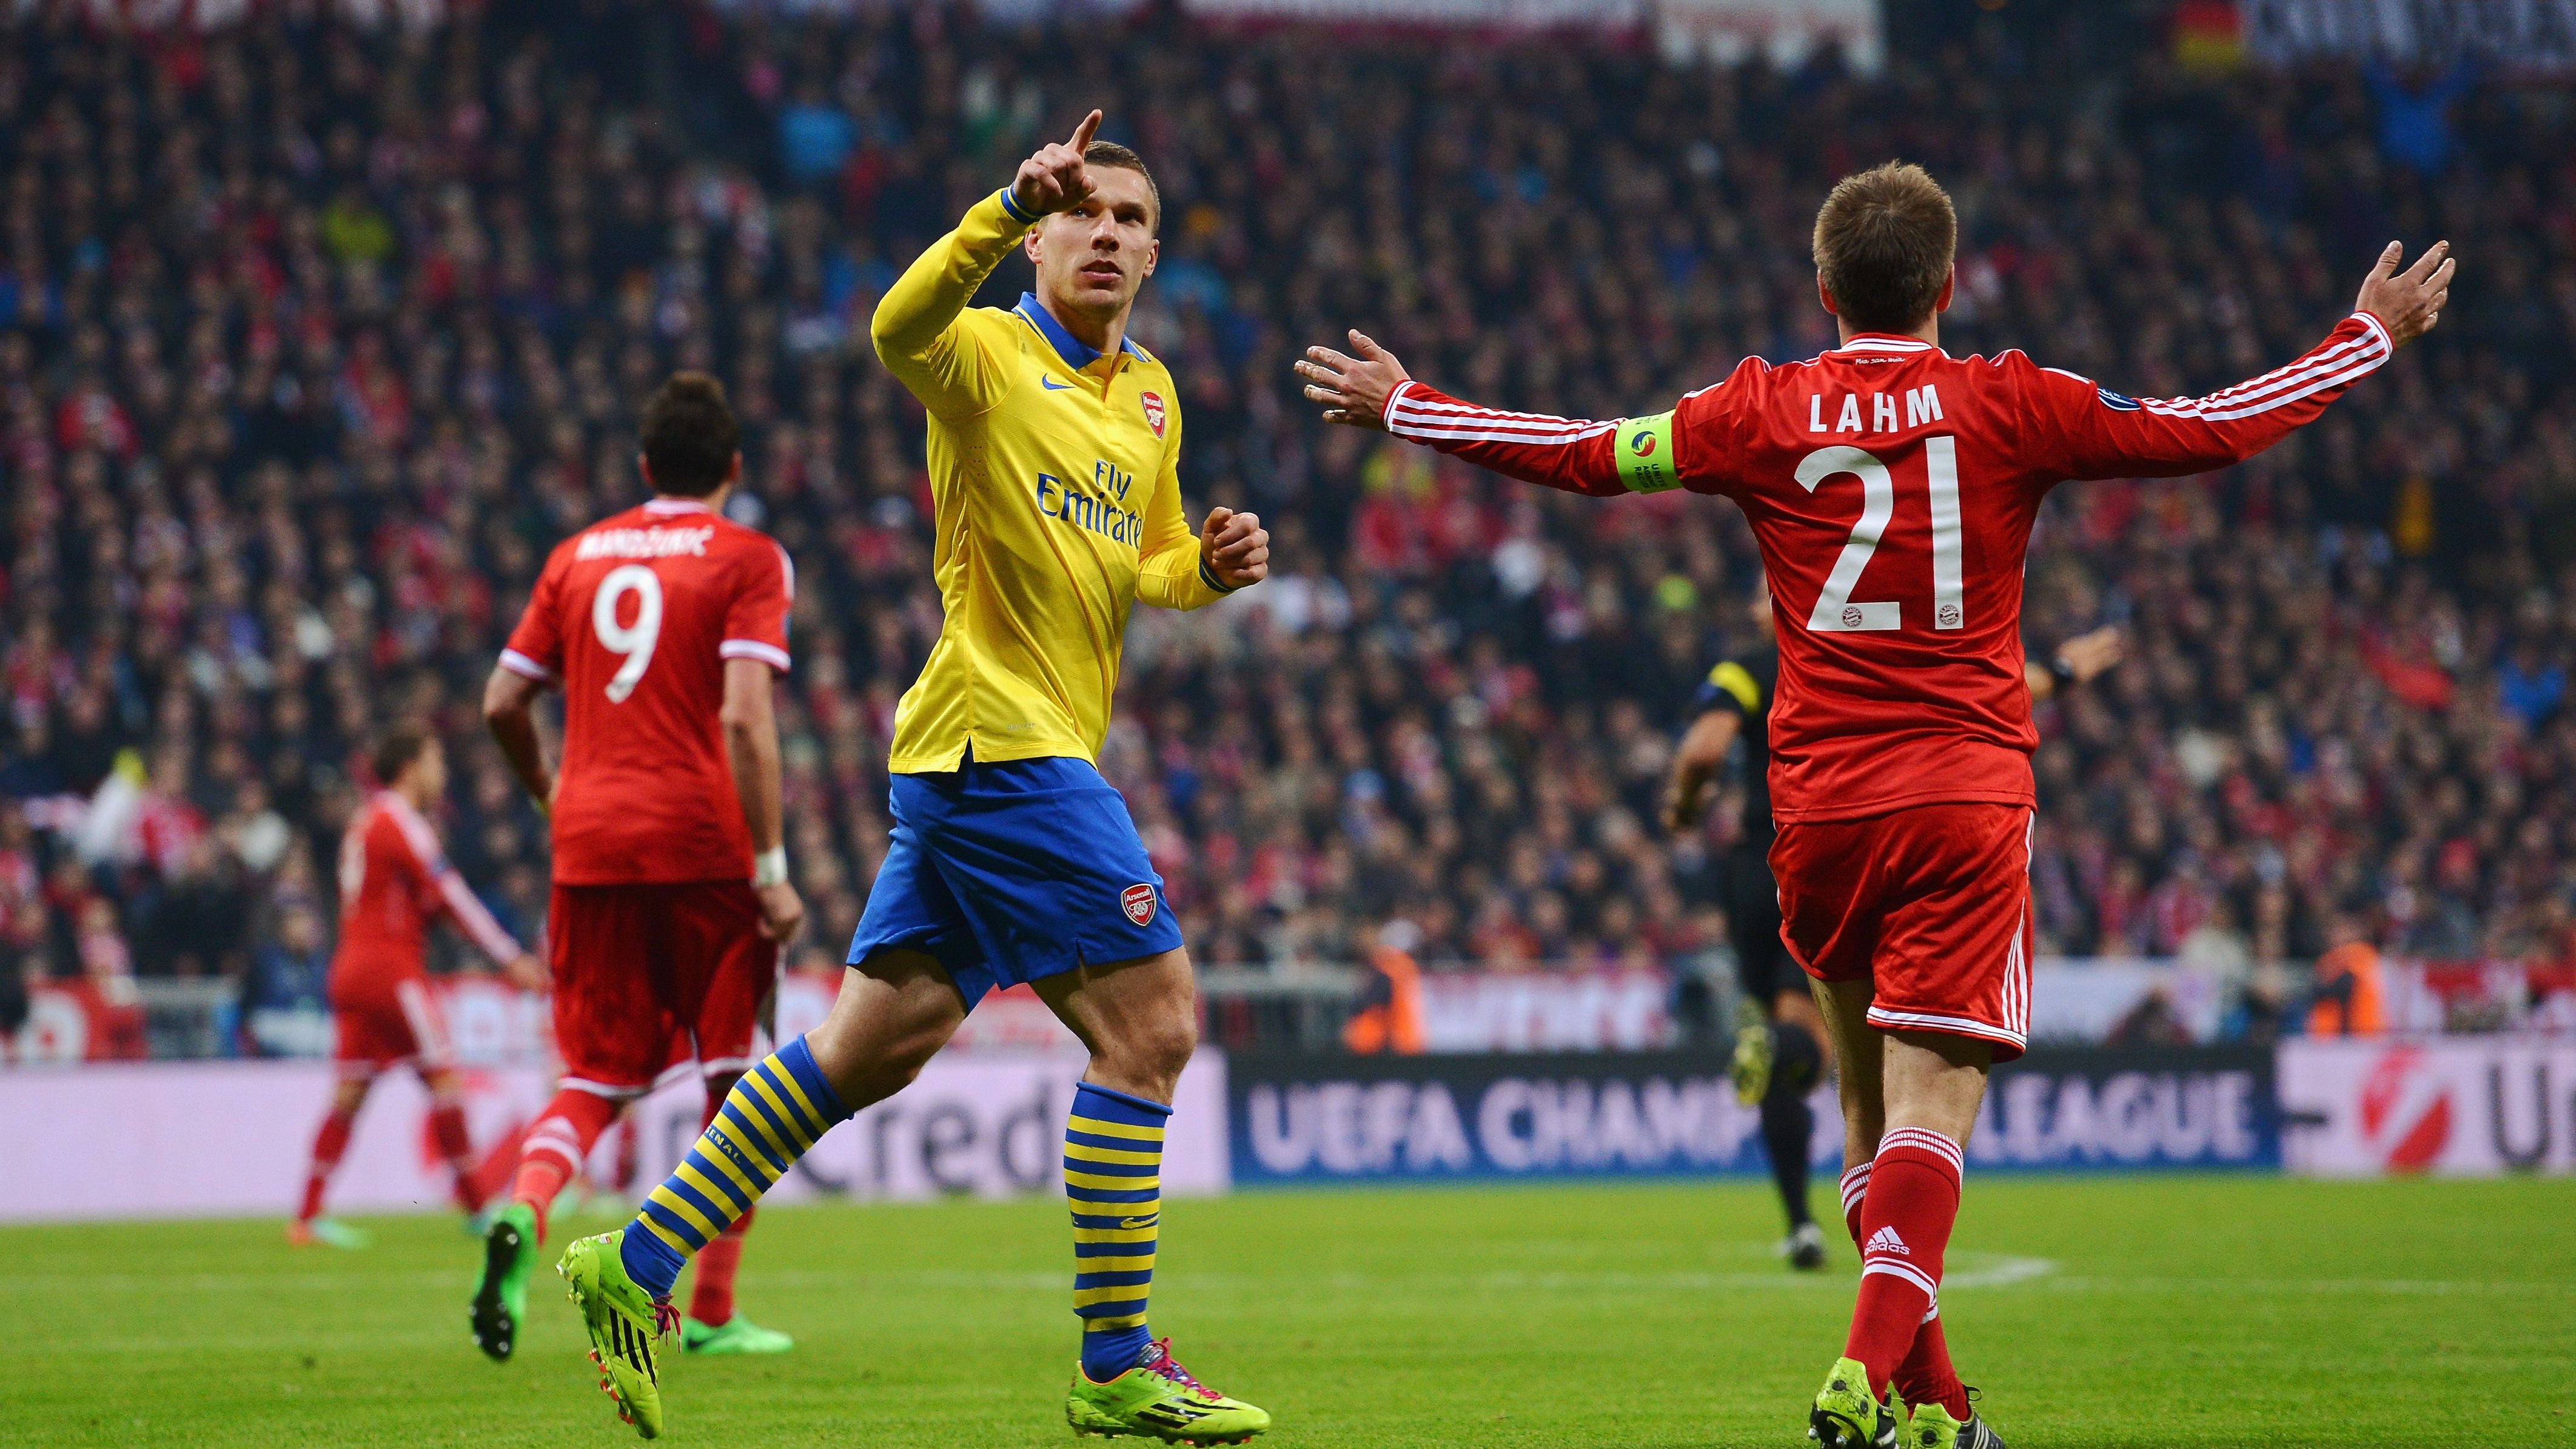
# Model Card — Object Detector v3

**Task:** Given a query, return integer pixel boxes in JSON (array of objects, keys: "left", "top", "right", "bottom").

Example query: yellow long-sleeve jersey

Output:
[{"left": 870, "top": 187, "right": 1232, "bottom": 775}]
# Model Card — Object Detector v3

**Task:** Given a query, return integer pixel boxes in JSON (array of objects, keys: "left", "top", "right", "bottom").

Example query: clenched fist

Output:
[{"left": 1200, "top": 507, "right": 1269, "bottom": 590}]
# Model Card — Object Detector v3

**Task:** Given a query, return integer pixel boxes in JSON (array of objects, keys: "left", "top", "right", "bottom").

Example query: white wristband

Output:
[{"left": 751, "top": 846, "right": 789, "bottom": 889}]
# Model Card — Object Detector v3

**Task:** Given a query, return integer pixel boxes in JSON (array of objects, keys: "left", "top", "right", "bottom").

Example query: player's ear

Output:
[
  {"left": 1935, "top": 265, "right": 1956, "bottom": 315},
  {"left": 1023, "top": 226, "right": 1044, "bottom": 266},
  {"left": 636, "top": 452, "right": 655, "bottom": 490},
  {"left": 725, "top": 451, "right": 743, "bottom": 486},
  {"left": 1816, "top": 273, "right": 1839, "bottom": 317},
  {"left": 1141, "top": 235, "right": 1158, "bottom": 280}
]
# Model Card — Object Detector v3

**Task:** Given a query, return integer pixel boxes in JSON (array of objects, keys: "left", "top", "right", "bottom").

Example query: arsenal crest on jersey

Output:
[
  {"left": 1139, "top": 391, "right": 1167, "bottom": 439},
  {"left": 1120, "top": 882, "right": 1158, "bottom": 926}
]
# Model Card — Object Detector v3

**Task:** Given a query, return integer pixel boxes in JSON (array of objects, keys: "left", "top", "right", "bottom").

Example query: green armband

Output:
[{"left": 1615, "top": 411, "right": 1680, "bottom": 494}]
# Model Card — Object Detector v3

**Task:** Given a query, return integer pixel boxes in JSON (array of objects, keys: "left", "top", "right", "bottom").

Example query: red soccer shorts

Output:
[
  {"left": 331, "top": 977, "right": 455, "bottom": 1077},
  {"left": 1770, "top": 802, "right": 2034, "bottom": 1061},
  {"left": 548, "top": 882, "right": 780, "bottom": 1097}
]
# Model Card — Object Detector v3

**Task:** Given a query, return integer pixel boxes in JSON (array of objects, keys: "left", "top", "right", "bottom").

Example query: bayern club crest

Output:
[
  {"left": 1120, "top": 882, "right": 1158, "bottom": 927},
  {"left": 1140, "top": 391, "right": 1167, "bottom": 439}
]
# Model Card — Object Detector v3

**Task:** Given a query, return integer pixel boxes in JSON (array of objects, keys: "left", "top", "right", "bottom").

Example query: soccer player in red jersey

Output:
[
  {"left": 293, "top": 725, "right": 541, "bottom": 1248},
  {"left": 1300, "top": 163, "right": 2453, "bottom": 1448},
  {"left": 473, "top": 372, "right": 807, "bottom": 1363}
]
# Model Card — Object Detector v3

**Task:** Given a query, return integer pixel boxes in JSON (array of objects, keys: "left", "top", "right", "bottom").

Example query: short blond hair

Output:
[{"left": 1812, "top": 162, "right": 1956, "bottom": 334}]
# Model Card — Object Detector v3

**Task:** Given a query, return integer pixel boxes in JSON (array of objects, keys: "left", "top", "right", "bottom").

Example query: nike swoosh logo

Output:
[{"left": 1041, "top": 377, "right": 1075, "bottom": 391}]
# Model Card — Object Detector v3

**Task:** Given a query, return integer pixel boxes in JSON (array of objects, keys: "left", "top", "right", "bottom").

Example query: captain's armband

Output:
[{"left": 1614, "top": 412, "right": 1681, "bottom": 494}]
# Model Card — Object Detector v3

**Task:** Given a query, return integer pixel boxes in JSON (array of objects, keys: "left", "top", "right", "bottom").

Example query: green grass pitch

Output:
[{"left": 4, "top": 1176, "right": 2570, "bottom": 1447}]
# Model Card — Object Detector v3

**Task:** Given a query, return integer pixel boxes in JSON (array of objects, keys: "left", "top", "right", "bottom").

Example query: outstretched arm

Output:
[
  {"left": 1298, "top": 331, "right": 1653, "bottom": 497},
  {"left": 2034, "top": 241, "right": 2451, "bottom": 480},
  {"left": 871, "top": 110, "right": 1103, "bottom": 416}
]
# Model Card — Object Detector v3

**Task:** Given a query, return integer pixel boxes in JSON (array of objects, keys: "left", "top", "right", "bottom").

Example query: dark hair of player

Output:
[
  {"left": 1811, "top": 161, "right": 1957, "bottom": 335},
  {"left": 1084, "top": 140, "right": 1161, "bottom": 232},
  {"left": 371, "top": 722, "right": 434, "bottom": 786},
  {"left": 639, "top": 371, "right": 742, "bottom": 497}
]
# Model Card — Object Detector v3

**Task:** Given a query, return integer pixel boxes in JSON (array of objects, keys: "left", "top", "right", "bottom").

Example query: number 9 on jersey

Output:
[{"left": 592, "top": 564, "right": 664, "bottom": 703}]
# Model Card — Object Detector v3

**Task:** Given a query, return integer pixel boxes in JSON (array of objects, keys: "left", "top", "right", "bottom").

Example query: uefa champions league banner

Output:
[
  {"left": 1969, "top": 1045, "right": 2278, "bottom": 1171},
  {"left": 1225, "top": 1045, "right": 2279, "bottom": 1186},
  {"left": 1227, "top": 1050, "right": 1844, "bottom": 1185}
]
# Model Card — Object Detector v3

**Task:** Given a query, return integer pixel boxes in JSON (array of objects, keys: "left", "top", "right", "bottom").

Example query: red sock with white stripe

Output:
[
  {"left": 299, "top": 1106, "right": 359, "bottom": 1222},
  {"left": 429, "top": 1098, "right": 482, "bottom": 1212},
  {"left": 1837, "top": 1161, "right": 1870, "bottom": 1244},
  {"left": 509, "top": 1089, "right": 624, "bottom": 1242},
  {"left": 1842, "top": 1155, "right": 1968, "bottom": 1417},
  {"left": 1844, "top": 1128, "right": 1965, "bottom": 1403},
  {"left": 688, "top": 1207, "right": 753, "bottom": 1327}
]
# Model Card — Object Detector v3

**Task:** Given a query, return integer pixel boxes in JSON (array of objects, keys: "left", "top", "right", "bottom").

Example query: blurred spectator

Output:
[
  {"left": 2307, "top": 913, "right": 2389, "bottom": 1038},
  {"left": 0, "top": 4, "right": 2567, "bottom": 1057}
]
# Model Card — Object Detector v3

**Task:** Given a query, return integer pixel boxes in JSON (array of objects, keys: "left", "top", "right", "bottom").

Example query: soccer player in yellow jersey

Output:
[{"left": 557, "top": 112, "right": 1273, "bottom": 1444}]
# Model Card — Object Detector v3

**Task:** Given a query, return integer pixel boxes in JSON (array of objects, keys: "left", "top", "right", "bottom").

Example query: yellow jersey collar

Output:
[{"left": 1016, "top": 291, "right": 1154, "bottom": 371}]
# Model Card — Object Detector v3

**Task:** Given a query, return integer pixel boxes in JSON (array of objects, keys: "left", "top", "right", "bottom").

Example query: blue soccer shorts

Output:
[{"left": 846, "top": 754, "right": 1183, "bottom": 1009}]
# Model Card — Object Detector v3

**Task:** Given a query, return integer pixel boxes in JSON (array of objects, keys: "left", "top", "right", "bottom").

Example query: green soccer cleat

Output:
[
  {"left": 1067, "top": 1337, "right": 1270, "bottom": 1445},
  {"left": 682, "top": 1314, "right": 794, "bottom": 1355},
  {"left": 1903, "top": 1395, "right": 2006, "bottom": 1449},
  {"left": 1730, "top": 998, "right": 1773, "bottom": 1106},
  {"left": 1810, "top": 1355, "right": 1899, "bottom": 1449},
  {"left": 470, "top": 1201, "right": 538, "bottom": 1362},
  {"left": 286, "top": 1217, "right": 372, "bottom": 1249},
  {"left": 558, "top": 1230, "right": 674, "bottom": 1439}
]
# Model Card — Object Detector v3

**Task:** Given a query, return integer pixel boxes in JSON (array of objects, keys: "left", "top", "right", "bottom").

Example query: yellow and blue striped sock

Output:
[
  {"left": 619, "top": 1035, "right": 848, "bottom": 1299},
  {"left": 1067, "top": 1080, "right": 1169, "bottom": 1380}
]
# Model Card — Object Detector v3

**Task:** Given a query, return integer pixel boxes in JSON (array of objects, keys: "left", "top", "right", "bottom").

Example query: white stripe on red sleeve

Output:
[
  {"left": 719, "top": 639, "right": 792, "bottom": 671},
  {"left": 498, "top": 648, "right": 555, "bottom": 682},
  {"left": 2134, "top": 316, "right": 2390, "bottom": 421}
]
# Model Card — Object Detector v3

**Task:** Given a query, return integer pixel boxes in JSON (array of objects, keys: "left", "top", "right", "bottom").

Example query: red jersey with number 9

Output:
[
  {"left": 1383, "top": 313, "right": 2393, "bottom": 822},
  {"left": 501, "top": 497, "right": 794, "bottom": 883}
]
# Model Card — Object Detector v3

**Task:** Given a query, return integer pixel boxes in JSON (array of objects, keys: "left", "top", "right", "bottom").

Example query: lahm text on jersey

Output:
[
  {"left": 1808, "top": 385, "right": 1942, "bottom": 434},
  {"left": 1035, "top": 462, "right": 1144, "bottom": 548}
]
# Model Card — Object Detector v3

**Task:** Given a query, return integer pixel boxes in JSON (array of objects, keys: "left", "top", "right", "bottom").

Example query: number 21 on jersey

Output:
[
  {"left": 1794, "top": 436, "right": 1963, "bottom": 633},
  {"left": 592, "top": 564, "right": 663, "bottom": 702}
]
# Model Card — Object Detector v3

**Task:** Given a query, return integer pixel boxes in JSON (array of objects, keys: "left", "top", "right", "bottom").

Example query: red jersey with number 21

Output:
[
  {"left": 1384, "top": 312, "right": 2393, "bottom": 822},
  {"left": 501, "top": 498, "right": 793, "bottom": 884}
]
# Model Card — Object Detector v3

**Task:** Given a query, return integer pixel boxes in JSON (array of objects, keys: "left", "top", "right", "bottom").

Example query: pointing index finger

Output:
[{"left": 1070, "top": 109, "right": 1102, "bottom": 153}]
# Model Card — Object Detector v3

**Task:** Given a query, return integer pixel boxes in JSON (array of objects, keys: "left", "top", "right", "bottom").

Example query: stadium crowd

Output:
[{"left": 1, "top": 3, "right": 2572, "bottom": 1047}]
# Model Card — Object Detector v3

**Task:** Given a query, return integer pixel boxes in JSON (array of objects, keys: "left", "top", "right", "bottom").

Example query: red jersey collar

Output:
[
  {"left": 1828, "top": 332, "right": 1944, "bottom": 356},
  {"left": 642, "top": 497, "right": 714, "bottom": 516}
]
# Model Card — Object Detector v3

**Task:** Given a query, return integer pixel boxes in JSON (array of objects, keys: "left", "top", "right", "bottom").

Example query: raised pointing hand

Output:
[
  {"left": 2355, "top": 239, "right": 2454, "bottom": 347},
  {"left": 1013, "top": 110, "right": 1103, "bottom": 220}
]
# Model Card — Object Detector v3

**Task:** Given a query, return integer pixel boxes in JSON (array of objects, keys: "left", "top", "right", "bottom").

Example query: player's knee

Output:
[
  {"left": 823, "top": 1029, "right": 940, "bottom": 1110},
  {"left": 1094, "top": 1010, "right": 1195, "bottom": 1100}
]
